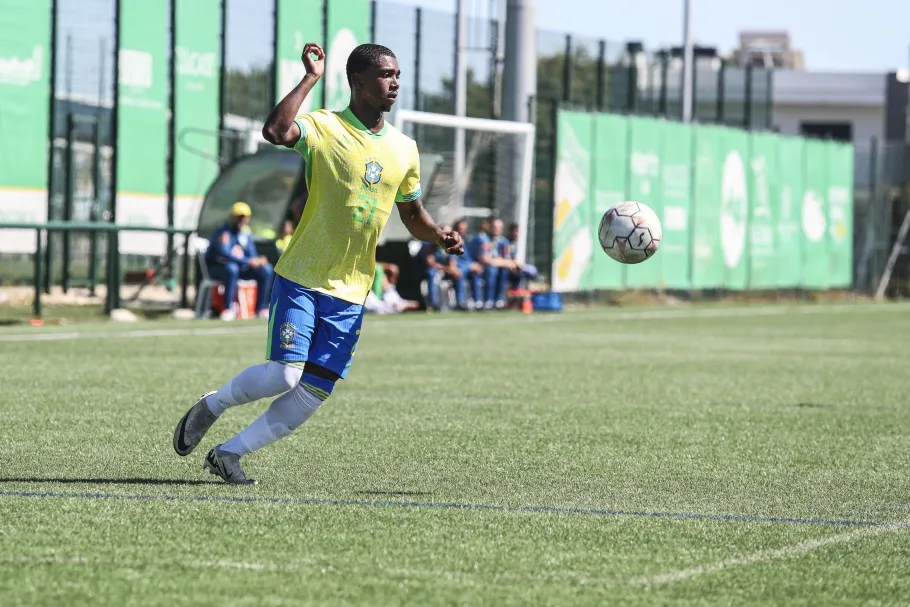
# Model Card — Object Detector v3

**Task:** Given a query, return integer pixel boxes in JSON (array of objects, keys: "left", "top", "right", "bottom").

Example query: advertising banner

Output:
[
  {"left": 325, "top": 0, "right": 370, "bottom": 111},
  {"left": 551, "top": 111, "right": 594, "bottom": 292},
  {"left": 0, "top": 0, "right": 52, "bottom": 253},
  {"left": 551, "top": 110, "right": 855, "bottom": 293},
  {"left": 588, "top": 113, "right": 629, "bottom": 290},
  {"left": 275, "top": 0, "right": 323, "bottom": 115},
  {"left": 173, "top": 0, "right": 222, "bottom": 231},
  {"left": 116, "top": 0, "right": 169, "bottom": 255},
  {"left": 625, "top": 116, "right": 663, "bottom": 289}
]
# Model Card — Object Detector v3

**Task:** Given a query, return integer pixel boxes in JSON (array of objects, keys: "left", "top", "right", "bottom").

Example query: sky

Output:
[{"left": 395, "top": 0, "right": 910, "bottom": 73}]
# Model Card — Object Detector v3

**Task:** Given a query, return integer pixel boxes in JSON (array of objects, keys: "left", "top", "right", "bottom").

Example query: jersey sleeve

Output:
[
  {"left": 292, "top": 111, "right": 325, "bottom": 157},
  {"left": 395, "top": 142, "right": 422, "bottom": 203}
]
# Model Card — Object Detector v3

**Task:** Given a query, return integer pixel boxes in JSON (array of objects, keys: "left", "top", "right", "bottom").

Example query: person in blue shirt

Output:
[
  {"left": 420, "top": 223, "right": 468, "bottom": 311},
  {"left": 205, "top": 202, "right": 274, "bottom": 320},
  {"left": 467, "top": 218, "right": 518, "bottom": 310},
  {"left": 507, "top": 222, "right": 538, "bottom": 290}
]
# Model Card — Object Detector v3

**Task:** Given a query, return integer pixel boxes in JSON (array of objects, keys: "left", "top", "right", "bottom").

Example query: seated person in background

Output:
[
  {"left": 205, "top": 201, "right": 274, "bottom": 320},
  {"left": 506, "top": 222, "right": 538, "bottom": 291},
  {"left": 365, "top": 263, "right": 420, "bottom": 314},
  {"left": 452, "top": 219, "right": 481, "bottom": 309},
  {"left": 420, "top": 224, "right": 467, "bottom": 311},
  {"left": 276, "top": 219, "right": 295, "bottom": 255},
  {"left": 467, "top": 217, "right": 518, "bottom": 310}
]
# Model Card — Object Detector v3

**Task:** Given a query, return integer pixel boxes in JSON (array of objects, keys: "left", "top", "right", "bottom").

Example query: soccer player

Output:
[{"left": 172, "top": 42, "right": 463, "bottom": 484}]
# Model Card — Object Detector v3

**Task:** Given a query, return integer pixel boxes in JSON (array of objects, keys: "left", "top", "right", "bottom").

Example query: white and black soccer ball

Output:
[{"left": 598, "top": 201, "right": 662, "bottom": 264}]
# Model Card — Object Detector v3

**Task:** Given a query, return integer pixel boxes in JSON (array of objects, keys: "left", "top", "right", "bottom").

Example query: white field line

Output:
[
  {"left": 631, "top": 522, "right": 906, "bottom": 587},
  {"left": 0, "top": 302, "right": 908, "bottom": 344}
]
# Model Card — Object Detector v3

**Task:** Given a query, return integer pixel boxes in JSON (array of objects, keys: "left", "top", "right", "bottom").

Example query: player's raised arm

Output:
[{"left": 262, "top": 43, "right": 325, "bottom": 147}]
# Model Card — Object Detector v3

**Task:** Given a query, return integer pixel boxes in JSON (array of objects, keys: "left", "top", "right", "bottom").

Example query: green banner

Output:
[
  {"left": 588, "top": 113, "right": 629, "bottom": 290},
  {"left": 625, "top": 117, "right": 663, "bottom": 288},
  {"left": 719, "top": 127, "right": 750, "bottom": 290},
  {"left": 173, "top": 0, "right": 222, "bottom": 231},
  {"left": 747, "top": 132, "right": 778, "bottom": 289},
  {"left": 658, "top": 120, "right": 693, "bottom": 290},
  {"left": 801, "top": 139, "right": 829, "bottom": 289},
  {"left": 551, "top": 111, "right": 595, "bottom": 292},
  {"left": 552, "top": 110, "right": 855, "bottom": 293},
  {"left": 827, "top": 142, "right": 854, "bottom": 288},
  {"left": 775, "top": 136, "right": 805, "bottom": 288},
  {"left": 0, "top": 0, "right": 51, "bottom": 253},
  {"left": 275, "top": 0, "right": 323, "bottom": 115},
  {"left": 117, "top": 0, "right": 169, "bottom": 255},
  {"left": 325, "top": 0, "right": 370, "bottom": 111},
  {"left": 690, "top": 125, "right": 724, "bottom": 289}
]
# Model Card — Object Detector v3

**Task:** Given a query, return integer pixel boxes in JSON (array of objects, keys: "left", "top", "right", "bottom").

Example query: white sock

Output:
[
  {"left": 206, "top": 362, "right": 302, "bottom": 416},
  {"left": 220, "top": 383, "right": 326, "bottom": 457}
]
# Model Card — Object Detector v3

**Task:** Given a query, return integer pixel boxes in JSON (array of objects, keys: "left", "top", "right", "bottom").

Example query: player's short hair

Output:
[{"left": 346, "top": 44, "right": 397, "bottom": 86}]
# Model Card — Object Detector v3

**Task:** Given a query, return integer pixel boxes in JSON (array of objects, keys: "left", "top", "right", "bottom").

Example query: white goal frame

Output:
[{"left": 395, "top": 109, "right": 537, "bottom": 264}]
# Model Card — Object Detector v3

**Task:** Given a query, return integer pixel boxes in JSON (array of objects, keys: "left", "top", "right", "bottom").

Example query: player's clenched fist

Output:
[
  {"left": 437, "top": 228, "right": 464, "bottom": 256},
  {"left": 301, "top": 43, "right": 325, "bottom": 78}
]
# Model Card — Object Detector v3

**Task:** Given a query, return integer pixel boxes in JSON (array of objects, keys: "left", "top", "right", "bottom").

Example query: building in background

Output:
[{"left": 730, "top": 31, "right": 804, "bottom": 71}]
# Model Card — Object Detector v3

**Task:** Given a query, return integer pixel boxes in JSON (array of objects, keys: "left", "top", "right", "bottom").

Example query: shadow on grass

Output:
[{"left": 0, "top": 477, "right": 221, "bottom": 486}]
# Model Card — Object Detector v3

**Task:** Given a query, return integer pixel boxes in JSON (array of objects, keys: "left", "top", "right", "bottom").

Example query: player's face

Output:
[
  {"left": 359, "top": 55, "right": 400, "bottom": 113},
  {"left": 491, "top": 219, "right": 503, "bottom": 236}
]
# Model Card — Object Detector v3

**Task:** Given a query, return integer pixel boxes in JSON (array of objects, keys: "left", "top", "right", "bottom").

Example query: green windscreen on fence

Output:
[
  {"left": 173, "top": 0, "right": 222, "bottom": 232},
  {"left": 275, "top": 0, "right": 324, "bottom": 114},
  {"left": 0, "top": 0, "right": 51, "bottom": 254},
  {"left": 325, "top": 0, "right": 371, "bottom": 112},
  {"left": 116, "top": 0, "right": 169, "bottom": 256},
  {"left": 551, "top": 110, "right": 855, "bottom": 291}
]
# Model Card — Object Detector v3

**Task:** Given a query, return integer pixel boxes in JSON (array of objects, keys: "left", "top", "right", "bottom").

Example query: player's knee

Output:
[{"left": 265, "top": 360, "right": 303, "bottom": 393}]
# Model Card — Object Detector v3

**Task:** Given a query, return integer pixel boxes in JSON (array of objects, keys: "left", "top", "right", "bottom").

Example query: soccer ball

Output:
[{"left": 598, "top": 201, "right": 662, "bottom": 264}]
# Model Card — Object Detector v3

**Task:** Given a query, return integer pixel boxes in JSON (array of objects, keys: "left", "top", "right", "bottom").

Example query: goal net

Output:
[{"left": 385, "top": 110, "right": 536, "bottom": 264}]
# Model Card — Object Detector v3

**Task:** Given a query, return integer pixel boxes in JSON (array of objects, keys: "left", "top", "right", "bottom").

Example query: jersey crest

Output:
[{"left": 363, "top": 160, "right": 383, "bottom": 186}]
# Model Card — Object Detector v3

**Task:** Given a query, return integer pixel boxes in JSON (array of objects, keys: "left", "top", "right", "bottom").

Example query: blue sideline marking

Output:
[{"left": 0, "top": 489, "right": 906, "bottom": 530}]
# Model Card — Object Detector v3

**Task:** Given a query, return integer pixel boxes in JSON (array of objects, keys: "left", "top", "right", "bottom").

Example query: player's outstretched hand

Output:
[
  {"left": 301, "top": 43, "right": 325, "bottom": 78},
  {"left": 437, "top": 228, "right": 464, "bottom": 256}
]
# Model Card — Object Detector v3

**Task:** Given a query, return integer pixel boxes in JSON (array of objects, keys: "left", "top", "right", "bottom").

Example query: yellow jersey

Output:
[{"left": 274, "top": 107, "right": 422, "bottom": 304}]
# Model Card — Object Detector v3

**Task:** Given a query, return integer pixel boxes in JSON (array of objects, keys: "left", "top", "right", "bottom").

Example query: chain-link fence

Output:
[{"left": 1, "top": 0, "right": 907, "bottom": 313}]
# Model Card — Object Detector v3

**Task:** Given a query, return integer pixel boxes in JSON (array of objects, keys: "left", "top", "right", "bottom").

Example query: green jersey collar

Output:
[{"left": 341, "top": 106, "right": 387, "bottom": 138}]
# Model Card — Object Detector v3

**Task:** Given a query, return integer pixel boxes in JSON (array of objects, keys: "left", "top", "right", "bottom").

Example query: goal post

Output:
[{"left": 392, "top": 109, "right": 536, "bottom": 264}]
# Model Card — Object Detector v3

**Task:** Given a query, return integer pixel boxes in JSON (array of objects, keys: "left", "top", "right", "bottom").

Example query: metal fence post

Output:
[
  {"left": 61, "top": 112, "right": 76, "bottom": 294},
  {"left": 33, "top": 228, "right": 44, "bottom": 318},
  {"left": 217, "top": 0, "right": 227, "bottom": 163},
  {"left": 716, "top": 60, "right": 726, "bottom": 124},
  {"left": 595, "top": 40, "right": 606, "bottom": 111},
  {"left": 414, "top": 7, "right": 422, "bottom": 111},
  {"left": 562, "top": 34, "right": 572, "bottom": 102},
  {"left": 744, "top": 63, "right": 754, "bottom": 130},
  {"left": 167, "top": 0, "right": 177, "bottom": 281},
  {"left": 369, "top": 0, "right": 377, "bottom": 43},
  {"left": 658, "top": 51, "right": 668, "bottom": 117},
  {"left": 44, "top": 0, "right": 58, "bottom": 296},
  {"left": 88, "top": 117, "right": 102, "bottom": 296}
]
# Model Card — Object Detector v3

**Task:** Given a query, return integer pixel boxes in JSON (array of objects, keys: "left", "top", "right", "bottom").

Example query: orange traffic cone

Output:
[{"left": 521, "top": 295, "right": 533, "bottom": 314}]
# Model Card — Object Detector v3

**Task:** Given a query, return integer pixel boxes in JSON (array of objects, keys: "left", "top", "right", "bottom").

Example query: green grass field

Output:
[{"left": 1, "top": 302, "right": 909, "bottom": 606}]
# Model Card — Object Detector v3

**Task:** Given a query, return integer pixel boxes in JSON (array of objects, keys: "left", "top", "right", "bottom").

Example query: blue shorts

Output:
[{"left": 266, "top": 275, "right": 365, "bottom": 379}]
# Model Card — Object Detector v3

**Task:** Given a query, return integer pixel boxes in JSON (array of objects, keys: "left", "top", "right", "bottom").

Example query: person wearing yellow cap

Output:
[{"left": 203, "top": 201, "right": 274, "bottom": 320}]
